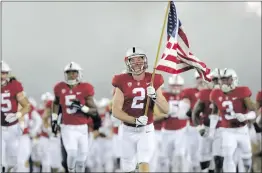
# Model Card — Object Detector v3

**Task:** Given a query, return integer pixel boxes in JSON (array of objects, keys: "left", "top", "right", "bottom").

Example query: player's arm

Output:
[
  {"left": 112, "top": 87, "right": 136, "bottom": 124},
  {"left": 175, "top": 98, "right": 191, "bottom": 120},
  {"left": 153, "top": 104, "right": 167, "bottom": 121},
  {"left": 153, "top": 89, "right": 169, "bottom": 114},
  {"left": 192, "top": 99, "right": 205, "bottom": 126},
  {"left": 84, "top": 96, "right": 98, "bottom": 114},
  {"left": 52, "top": 96, "right": 60, "bottom": 120},
  {"left": 17, "top": 91, "right": 31, "bottom": 117},
  {"left": 241, "top": 97, "right": 257, "bottom": 123},
  {"left": 42, "top": 107, "right": 51, "bottom": 128}
]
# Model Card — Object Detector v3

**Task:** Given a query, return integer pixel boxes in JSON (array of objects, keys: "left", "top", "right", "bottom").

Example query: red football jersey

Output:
[
  {"left": 1, "top": 79, "right": 24, "bottom": 126},
  {"left": 180, "top": 88, "right": 199, "bottom": 125},
  {"left": 210, "top": 87, "right": 251, "bottom": 128},
  {"left": 112, "top": 72, "right": 164, "bottom": 125},
  {"left": 198, "top": 88, "right": 212, "bottom": 125},
  {"left": 54, "top": 82, "right": 94, "bottom": 125},
  {"left": 162, "top": 91, "right": 187, "bottom": 130},
  {"left": 154, "top": 119, "right": 165, "bottom": 130},
  {"left": 256, "top": 91, "right": 262, "bottom": 107}
]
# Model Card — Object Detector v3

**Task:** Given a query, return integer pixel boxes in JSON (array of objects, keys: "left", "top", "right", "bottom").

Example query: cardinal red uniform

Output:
[
  {"left": 197, "top": 88, "right": 214, "bottom": 162},
  {"left": 256, "top": 90, "right": 262, "bottom": 113},
  {"left": 112, "top": 72, "right": 163, "bottom": 172},
  {"left": 210, "top": 87, "right": 252, "bottom": 159},
  {"left": 161, "top": 91, "right": 189, "bottom": 171},
  {"left": 180, "top": 87, "right": 201, "bottom": 167},
  {"left": 1, "top": 79, "right": 24, "bottom": 168},
  {"left": 53, "top": 81, "right": 94, "bottom": 168}
]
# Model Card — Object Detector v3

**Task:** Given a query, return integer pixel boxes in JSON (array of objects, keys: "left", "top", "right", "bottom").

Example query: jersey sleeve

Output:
[
  {"left": 199, "top": 90, "right": 209, "bottom": 101},
  {"left": 181, "top": 88, "right": 191, "bottom": 100},
  {"left": 154, "top": 74, "right": 164, "bottom": 90},
  {"left": 112, "top": 75, "right": 122, "bottom": 91},
  {"left": 14, "top": 80, "right": 24, "bottom": 94},
  {"left": 84, "top": 83, "right": 95, "bottom": 97},
  {"left": 54, "top": 83, "right": 61, "bottom": 98},
  {"left": 256, "top": 91, "right": 262, "bottom": 102},
  {"left": 210, "top": 89, "right": 221, "bottom": 103},
  {"left": 241, "top": 87, "right": 252, "bottom": 98}
]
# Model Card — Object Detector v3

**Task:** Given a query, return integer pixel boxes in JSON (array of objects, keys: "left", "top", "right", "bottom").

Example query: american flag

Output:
[{"left": 156, "top": 1, "right": 211, "bottom": 81}]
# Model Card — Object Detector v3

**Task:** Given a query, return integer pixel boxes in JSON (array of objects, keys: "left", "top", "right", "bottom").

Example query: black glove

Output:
[
  {"left": 70, "top": 100, "right": 82, "bottom": 111},
  {"left": 52, "top": 120, "right": 59, "bottom": 135}
]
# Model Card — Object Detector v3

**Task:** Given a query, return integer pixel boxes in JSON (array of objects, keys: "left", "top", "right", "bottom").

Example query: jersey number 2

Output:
[
  {"left": 65, "top": 95, "right": 77, "bottom": 114},
  {"left": 222, "top": 100, "right": 236, "bottom": 120},
  {"left": 131, "top": 88, "right": 145, "bottom": 109},
  {"left": 1, "top": 92, "right": 12, "bottom": 112}
]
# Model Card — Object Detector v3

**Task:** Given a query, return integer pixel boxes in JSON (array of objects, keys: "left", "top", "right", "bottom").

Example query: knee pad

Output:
[
  {"left": 77, "top": 152, "right": 87, "bottom": 162},
  {"left": 67, "top": 150, "right": 77, "bottom": 171},
  {"left": 214, "top": 156, "right": 223, "bottom": 169},
  {"left": 200, "top": 161, "right": 210, "bottom": 170}
]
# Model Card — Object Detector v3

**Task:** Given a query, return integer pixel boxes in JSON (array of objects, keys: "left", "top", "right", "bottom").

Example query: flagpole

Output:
[{"left": 144, "top": 1, "right": 170, "bottom": 116}]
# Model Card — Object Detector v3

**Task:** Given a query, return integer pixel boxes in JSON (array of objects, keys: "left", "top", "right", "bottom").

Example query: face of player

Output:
[
  {"left": 220, "top": 77, "right": 233, "bottom": 86},
  {"left": 66, "top": 70, "right": 79, "bottom": 81},
  {"left": 196, "top": 77, "right": 207, "bottom": 90},
  {"left": 1, "top": 72, "right": 8, "bottom": 86},
  {"left": 129, "top": 56, "right": 145, "bottom": 75},
  {"left": 169, "top": 84, "right": 183, "bottom": 94}
]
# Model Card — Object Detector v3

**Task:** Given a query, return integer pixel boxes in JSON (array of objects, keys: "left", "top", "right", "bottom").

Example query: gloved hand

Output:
[
  {"left": 52, "top": 120, "right": 59, "bottom": 135},
  {"left": 5, "top": 112, "right": 22, "bottom": 123},
  {"left": 135, "top": 115, "right": 148, "bottom": 126},
  {"left": 70, "top": 100, "right": 90, "bottom": 113},
  {"left": 147, "top": 86, "right": 156, "bottom": 100},
  {"left": 235, "top": 113, "right": 246, "bottom": 122}
]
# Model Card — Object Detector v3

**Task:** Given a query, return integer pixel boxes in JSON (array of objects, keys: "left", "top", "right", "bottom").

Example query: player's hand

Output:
[
  {"left": 235, "top": 113, "right": 246, "bottom": 122},
  {"left": 71, "top": 100, "right": 90, "bottom": 113},
  {"left": 147, "top": 86, "right": 156, "bottom": 99},
  {"left": 52, "top": 120, "right": 59, "bottom": 135},
  {"left": 135, "top": 115, "right": 148, "bottom": 126},
  {"left": 5, "top": 112, "right": 22, "bottom": 123}
]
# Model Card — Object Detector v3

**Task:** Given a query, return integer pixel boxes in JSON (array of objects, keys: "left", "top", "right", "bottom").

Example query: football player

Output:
[
  {"left": 161, "top": 74, "right": 190, "bottom": 172},
  {"left": 1, "top": 61, "right": 31, "bottom": 172},
  {"left": 51, "top": 62, "right": 101, "bottom": 173},
  {"left": 176, "top": 71, "right": 208, "bottom": 171},
  {"left": 209, "top": 68, "right": 256, "bottom": 172},
  {"left": 192, "top": 68, "right": 220, "bottom": 173},
  {"left": 112, "top": 47, "right": 169, "bottom": 172}
]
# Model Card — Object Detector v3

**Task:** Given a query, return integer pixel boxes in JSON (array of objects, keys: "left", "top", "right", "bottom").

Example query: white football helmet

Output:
[
  {"left": 168, "top": 74, "right": 184, "bottom": 94},
  {"left": 219, "top": 68, "right": 238, "bottom": 93},
  {"left": 28, "top": 97, "right": 37, "bottom": 108},
  {"left": 41, "top": 92, "right": 54, "bottom": 101},
  {"left": 64, "top": 62, "right": 83, "bottom": 85},
  {"left": 124, "top": 47, "right": 148, "bottom": 75},
  {"left": 1, "top": 61, "right": 11, "bottom": 86},
  {"left": 208, "top": 68, "right": 220, "bottom": 89}
]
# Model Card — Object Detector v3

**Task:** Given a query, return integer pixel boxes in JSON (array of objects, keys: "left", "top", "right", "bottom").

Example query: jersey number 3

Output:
[
  {"left": 222, "top": 100, "right": 236, "bottom": 120},
  {"left": 1, "top": 92, "right": 12, "bottom": 112},
  {"left": 131, "top": 88, "right": 146, "bottom": 109}
]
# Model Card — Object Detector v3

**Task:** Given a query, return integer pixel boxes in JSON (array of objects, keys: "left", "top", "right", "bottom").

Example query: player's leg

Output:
[
  {"left": 6, "top": 124, "right": 22, "bottom": 171},
  {"left": 221, "top": 129, "right": 237, "bottom": 172},
  {"left": 120, "top": 125, "right": 137, "bottom": 172},
  {"left": 161, "top": 131, "right": 172, "bottom": 172},
  {"left": 212, "top": 128, "right": 224, "bottom": 173},
  {"left": 137, "top": 124, "right": 155, "bottom": 172},
  {"left": 76, "top": 125, "right": 89, "bottom": 172},
  {"left": 16, "top": 135, "right": 32, "bottom": 172},
  {"left": 238, "top": 128, "right": 252, "bottom": 172},
  {"left": 200, "top": 133, "right": 213, "bottom": 172},
  {"left": 173, "top": 127, "right": 190, "bottom": 172},
  {"left": 60, "top": 125, "right": 79, "bottom": 173},
  {"left": 2, "top": 131, "right": 7, "bottom": 173},
  {"left": 39, "top": 136, "right": 51, "bottom": 172}
]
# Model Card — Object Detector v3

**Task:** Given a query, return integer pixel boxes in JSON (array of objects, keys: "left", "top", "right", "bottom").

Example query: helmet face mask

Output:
[
  {"left": 219, "top": 68, "right": 238, "bottom": 93},
  {"left": 125, "top": 47, "right": 148, "bottom": 75},
  {"left": 64, "top": 62, "right": 82, "bottom": 85}
]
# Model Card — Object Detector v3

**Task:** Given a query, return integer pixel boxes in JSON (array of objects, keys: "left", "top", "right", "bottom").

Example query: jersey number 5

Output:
[
  {"left": 131, "top": 88, "right": 146, "bottom": 109},
  {"left": 65, "top": 95, "right": 77, "bottom": 114},
  {"left": 222, "top": 100, "right": 236, "bottom": 120},
  {"left": 1, "top": 92, "right": 12, "bottom": 112}
]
